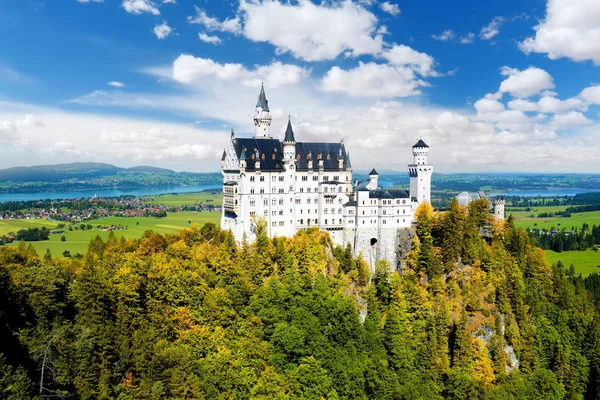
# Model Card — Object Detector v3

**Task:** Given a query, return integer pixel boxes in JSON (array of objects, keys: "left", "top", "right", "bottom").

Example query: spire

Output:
[
  {"left": 369, "top": 168, "right": 378, "bottom": 176},
  {"left": 413, "top": 138, "right": 429, "bottom": 148},
  {"left": 284, "top": 115, "right": 295, "bottom": 143},
  {"left": 221, "top": 149, "right": 226, "bottom": 161},
  {"left": 345, "top": 152, "right": 352, "bottom": 169},
  {"left": 256, "top": 83, "right": 269, "bottom": 112},
  {"left": 231, "top": 128, "right": 235, "bottom": 138},
  {"left": 240, "top": 147, "right": 247, "bottom": 161}
]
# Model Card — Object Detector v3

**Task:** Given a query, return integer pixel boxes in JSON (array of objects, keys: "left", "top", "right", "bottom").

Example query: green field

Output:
[
  {"left": 0, "top": 218, "right": 59, "bottom": 235},
  {"left": 4, "top": 211, "right": 221, "bottom": 256},
  {"left": 147, "top": 192, "right": 222, "bottom": 207},
  {"left": 510, "top": 210, "right": 600, "bottom": 231},
  {"left": 545, "top": 249, "right": 600, "bottom": 276}
]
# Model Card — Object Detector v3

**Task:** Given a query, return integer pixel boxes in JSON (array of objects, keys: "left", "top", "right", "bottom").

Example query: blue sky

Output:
[{"left": 1, "top": 0, "right": 599, "bottom": 172}]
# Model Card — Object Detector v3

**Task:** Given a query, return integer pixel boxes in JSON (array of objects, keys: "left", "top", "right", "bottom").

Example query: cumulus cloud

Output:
[
  {"left": 238, "top": 0, "right": 383, "bottom": 61},
  {"left": 520, "top": 0, "right": 600, "bottom": 65},
  {"left": 460, "top": 33, "right": 475, "bottom": 44},
  {"left": 380, "top": 1, "right": 400, "bottom": 16},
  {"left": 550, "top": 111, "right": 593, "bottom": 130},
  {"left": 499, "top": 66, "right": 555, "bottom": 98},
  {"left": 122, "top": 0, "right": 160, "bottom": 15},
  {"left": 432, "top": 30, "right": 455, "bottom": 41},
  {"left": 381, "top": 44, "right": 437, "bottom": 77},
  {"left": 321, "top": 62, "right": 427, "bottom": 98},
  {"left": 579, "top": 85, "right": 600, "bottom": 104},
  {"left": 198, "top": 33, "right": 222, "bottom": 45},
  {"left": 108, "top": 81, "right": 125, "bottom": 88},
  {"left": 0, "top": 121, "right": 20, "bottom": 144},
  {"left": 153, "top": 22, "right": 172, "bottom": 39},
  {"left": 187, "top": 6, "right": 242, "bottom": 34},
  {"left": 480, "top": 16, "right": 504, "bottom": 40},
  {"left": 172, "top": 55, "right": 309, "bottom": 88}
]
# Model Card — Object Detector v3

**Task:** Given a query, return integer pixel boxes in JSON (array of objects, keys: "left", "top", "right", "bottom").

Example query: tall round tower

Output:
[
  {"left": 408, "top": 139, "right": 433, "bottom": 204},
  {"left": 494, "top": 196, "right": 505, "bottom": 220},
  {"left": 254, "top": 83, "right": 272, "bottom": 139}
]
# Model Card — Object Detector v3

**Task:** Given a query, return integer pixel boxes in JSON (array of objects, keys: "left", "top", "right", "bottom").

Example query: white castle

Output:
[{"left": 221, "top": 86, "right": 505, "bottom": 268}]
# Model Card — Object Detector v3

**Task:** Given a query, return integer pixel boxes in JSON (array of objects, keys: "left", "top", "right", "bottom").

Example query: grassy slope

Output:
[
  {"left": 147, "top": 192, "right": 223, "bottom": 206},
  {"left": 509, "top": 205, "right": 600, "bottom": 275},
  {"left": 545, "top": 249, "right": 600, "bottom": 276},
  {"left": 0, "top": 219, "right": 59, "bottom": 235},
  {"left": 10, "top": 211, "right": 221, "bottom": 255}
]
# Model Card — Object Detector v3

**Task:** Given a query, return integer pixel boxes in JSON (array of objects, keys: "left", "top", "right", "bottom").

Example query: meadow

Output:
[
  {"left": 6, "top": 211, "right": 221, "bottom": 255},
  {"left": 147, "top": 192, "right": 222, "bottom": 206},
  {"left": 0, "top": 218, "right": 58, "bottom": 236},
  {"left": 545, "top": 249, "right": 600, "bottom": 276},
  {"left": 510, "top": 209, "right": 600, "bottom": 231}
]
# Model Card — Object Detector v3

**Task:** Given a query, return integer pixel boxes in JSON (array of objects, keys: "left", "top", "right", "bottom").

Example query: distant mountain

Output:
[
  {"left": 0, "top": 162, "right": 222, "bottom": 193},
  {"left": 0, "top": 162, "right": 123, "bottom": 183}
]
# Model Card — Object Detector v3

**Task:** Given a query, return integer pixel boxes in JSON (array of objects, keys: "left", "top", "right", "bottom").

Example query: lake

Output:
[
  {"left": 489, "top": 189, "right": 600, "bottom": 197},
  {"left": 0, "top": 185, "right": 222, "bottom": 203}
]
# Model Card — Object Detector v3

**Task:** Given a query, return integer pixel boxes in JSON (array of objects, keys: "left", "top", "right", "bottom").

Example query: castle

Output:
[{"left": 221, "top": 86, "right": 502, "bottom": 269}]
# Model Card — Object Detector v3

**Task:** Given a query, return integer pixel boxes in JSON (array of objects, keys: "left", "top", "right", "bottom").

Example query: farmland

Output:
[
  {"left": 545, "top": 249, "right": 600, "bottom": 276},
  {"left": 6, "top": 210, "right": 221, "bottom": 256}
]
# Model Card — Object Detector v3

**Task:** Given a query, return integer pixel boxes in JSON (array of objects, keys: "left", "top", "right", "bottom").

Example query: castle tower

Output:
[
  {"left": 283, "top": 116, "right": 296, "bottom": 162},
  {"left": 408, "top": 139, "right": 433, "bottom": 204},
  {"left": 254, "top": 84, "right": 272, "bottom": 139},
  {"left": 494, "top": 196, "right": 505, "bottom": 220},
  {"left": 368, "top": 168, "right": 379, "bottom": 189}
]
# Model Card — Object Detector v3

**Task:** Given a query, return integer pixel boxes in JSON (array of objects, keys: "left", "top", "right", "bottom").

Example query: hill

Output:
[{"left": 0, "top": 162, "right": 221, "bottom": 193}]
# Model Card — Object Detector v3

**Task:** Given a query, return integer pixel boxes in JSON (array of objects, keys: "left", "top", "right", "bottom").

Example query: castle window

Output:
[
  {"left": 279, "top": 176, "right": 284, "bottom": 182},
  {"left": 264, "top": 210, "right": 268, "bottom": 215},
  {"left": 279, "top": 221, "right": 284, "bottom": 226},
  {"left": 324, "top": 209, "right": 328, "bottom": 214},
  {"left": 260, "top": 188, "right": 265, "bottom": 194},
  {"left": 323, "top": 176, "right": 329, "bottom": 181},
  {"left": 272, "top": 211, "right": 276, "bottom": 216},
  {"left": 250, "top": 176, "right": 255, "bottom": 182},
  {"left": 279, "top": 188, "right": 284, "bottom": 194},
  {"left": 403, "top": 199, "right": 406, "bottom": 204},
  {"left": 334, "top": 175, "right": 339, "bottom": 181},
  {"left": 272, "top": 176, "right": 276, "bottom": 182},
  {"left": 260, "top": 176, "right": 265, "bottom": 182},
  {"left": 272, "top": 187, "right": 276, "bottom": 193},
  {"left": 295, "top": 199, "right": 301, "bottom": 204},
  {"left": 272, "top": 199, "right": 276, "bottom": 205},
  {"left": 279, "top": 199, "right": 284, "bottom": 205},
  {"left": 300, "top": 219, "right": 304, "bottom": 224},
  {"left": 324, "top": 187, "right": 328, "bottom": 193},
  {"left": 338, "top": 208, "right": 342, "bottom": 214},
  {"left": 331, "top": 208, "right": 335, "bottom": 214},
  {"left": 302, "top": 176, "right": 308, "bottom": 181},
  {"left": 279, "top": 210, "right": 284, "bottom": 215},
  {"left": 313, "top": 176, "right": 318, "bottom": 181},
  {"left": 250, "top": 188, "right": 255, "bottom": 194},
  {"left": 264, "top": 199, "right": 268, "bottom": 206},
  {"left": 403, "top": 209, "right": 406, "bottom": 214},
  {"left": 250, "top": 199, "right": 256, "bottom": 206},
  {"left": 325, "top": 219, "right": 328, "bottom": 224},
  {"left": 250, "top": 212, "right": 256, "bottom": 216},
  {"left": 272, "top": 222, "right": 276, "bottom": 227},
  {"left": 300, "top": 188, "right": 304, "bottom": 193},
  {"left": 307, "top": 188, "right": 311, "bottom": 193},
  {"left": 307, "top": 199, "right": 311, "bottom": 204},
  {"left": 339, "top": 219, "right": 342, "bottom": 224},
  {"left": 338, "top": 198, "right": 342, "bottom": 203}
]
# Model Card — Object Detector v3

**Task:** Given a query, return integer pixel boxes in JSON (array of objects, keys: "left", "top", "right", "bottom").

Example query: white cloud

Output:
[
  {"left": 508, "top": 96, "right": 584, "bottom": 114},
  {"left": 122, "top": 0, "right": 160, "bottom": 16},
  {"left": 162, "top": 0, "right": 176, "bottom": 3},
  {"left": 499, "top": 66, "right": 555, "bottom": 98},
  {"left": 154, "top": 22, "right": 172, "bottom": 39},
  {"left": 171, "top": 55, "right": 309, "bottom": 88},
  {"left": 19, "top": 114, "right": 45, "bottom": 128},
  {"left": 380, "top": 1, "right": 400, "bottom": 16},
  {"left": 474, "top": 98, "right": 505, "bottom": 114},
  {"left": 238, "top": 0, "right": 383, "bottom": 61},
  {"left": 550, "top": 111, "right": 593, "bottom": 130},
  {"left": 460, "top": 32, "right": 475, "bottom": 44},
  {"left": 187, "top": 6, "right": 242, "bottom": 34},
  {"left": 0, "top": 121, "right": 20, "bottom": 144},
  {"left": 321, "top": 62, "right": 427, "bottom": 98},
  {"left": 579, "top": 85, "right": 600, "bottom": 104},
  {"left": 381, "top": 44, "right": 436, "bottom": 77},
  {"left": 77, "top": 0, "right": 103, "bottom": 3},
  {"left": 108, "top": 81, "right": 125, "bottom": 88},
  {"left": 432, "top": 30, "right": 455, "bottom": 41},
  {"left": 520, "top": 0, "right": 600, "bottom": 65},
  {"left": 198, "top": 33, "right": 222, "bottom": 45},
  {"left": 480, "top": 16, "right": 504, "bottom": 40}
]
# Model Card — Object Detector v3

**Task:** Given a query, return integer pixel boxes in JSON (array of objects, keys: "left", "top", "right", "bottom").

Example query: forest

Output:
[{"left": 1, "top": 198, "right": 600, "bottom": 399}]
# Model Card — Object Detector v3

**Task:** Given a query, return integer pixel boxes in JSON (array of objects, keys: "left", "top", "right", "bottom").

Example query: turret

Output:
[
  {"left": 494, "top": 196, "right": 505, "bottom": 221},
  {"left": 337, "top": 146, "right": 344, "bottom": 170},
  {"left": 369, "top": 168, "right": 379, "bottom": 189},
  {"left": 408, "top": 139, "right": 433, "bottom": 204},
  {"left": 254, "top": 149, "right": 261, "bottom": 170},
  {"left": 253, "top": 84, "right": 272, "bottom": 139},
  {"left": 239, "top": 147, "right": 247, "bottom": 172},
  {"left": 283, "top": 116, "right": 296, "bottom": 163}
]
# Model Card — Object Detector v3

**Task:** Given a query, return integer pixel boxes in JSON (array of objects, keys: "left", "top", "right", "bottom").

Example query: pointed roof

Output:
[
  {"left": 345, "top": 152, "right": 352, "bottom": 169},
  {"left": 284, "top": 116, "right": 295, "bottom": 142},
  {"left": 240, "top": 147, "right": 247, "bottom": 161},
  {"left": 256, "top": 83, "right": 270, "bottom": 112},
  {"left": 413, "top": 139, "right": 429, "bottom": 148},
  {"left": 221, "top": 149, "right": 226, "bottom": 161},
  {"left": 369, "top": 168, "right": 378, "bottom": 176}
]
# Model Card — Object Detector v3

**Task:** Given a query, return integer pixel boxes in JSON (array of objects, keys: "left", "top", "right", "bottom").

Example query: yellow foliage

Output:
[{"left": 472, "top": 337, "right": 495, "bottom": 386}]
